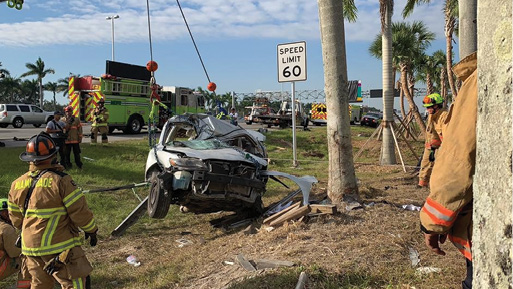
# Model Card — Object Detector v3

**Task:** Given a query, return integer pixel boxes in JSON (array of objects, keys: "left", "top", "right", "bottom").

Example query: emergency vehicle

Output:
[
  {"left": 309, "top": 103, "right": 362, "bottom": 125},
  {"left": 68, "top": 61, "right": 205, "bottom": 134}
]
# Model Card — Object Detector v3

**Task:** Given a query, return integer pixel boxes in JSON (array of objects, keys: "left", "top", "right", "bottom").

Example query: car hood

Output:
[{"left": 163, "top": 146, "right": 268, "bottom": 166}]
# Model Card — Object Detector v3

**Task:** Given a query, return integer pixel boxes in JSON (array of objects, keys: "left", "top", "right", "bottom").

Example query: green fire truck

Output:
[{"left": 68, "top": 61, "right": 205, "bottom": 134}]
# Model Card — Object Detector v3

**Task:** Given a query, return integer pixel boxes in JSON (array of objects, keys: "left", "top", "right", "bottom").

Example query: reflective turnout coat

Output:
[
  {"left": 8, "top": 163, "right": 97, "bottom": 257},
  {"left": 418, "top": 108, "right": 449, "bottom": 185},
  {"left": 0, "top": 221, "right": 21, "bottom": 280},
  {"left": 63, "top": 116, "right": 83, "bottom": 144},
  {"left": 420, "top": 52, "right": 477, "bottom": 260},
  {"left": 91, "top": 107, "right": 109, "bottom": 128}
]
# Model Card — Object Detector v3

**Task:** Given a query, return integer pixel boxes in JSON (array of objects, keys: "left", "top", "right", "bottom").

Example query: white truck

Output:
[{"left": 258, "top": 100, "right": 309, "bottom": 129}]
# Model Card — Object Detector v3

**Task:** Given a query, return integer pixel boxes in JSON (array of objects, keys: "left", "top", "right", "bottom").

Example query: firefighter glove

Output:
[
  {"left": 424, "top": 233, "right": 446, "bottom": 256},
  {"left": 85, "top": 231, "right": 98, "bottom": 247},
  {"left": 429, "top": 149, "right": 436, "bottom": 162}
]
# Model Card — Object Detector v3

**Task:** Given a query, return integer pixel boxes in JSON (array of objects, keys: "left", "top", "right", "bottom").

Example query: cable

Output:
[
  {"left": 145, "top": 0, "right": 154, "bottom": 63},
  {"left": 176, "top": 0, "right": 212, "bottom": 84}
]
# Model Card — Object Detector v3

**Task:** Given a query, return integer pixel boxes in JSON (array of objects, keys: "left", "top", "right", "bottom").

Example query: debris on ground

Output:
[
  {"left": 295, "top": 271, "right": 308, "bottom": 289},
  {"left": 235, "top": 254, "right": 295, "bottom": 272},
  {"left": 402, "top": 204, "right": 422, "bottom": 211},
  {"left": 416, "top": 267, "right": 441, "bottom": 275},
  {"left": 176, "top": 238, "right": 193, "bottom": 248},
  {"left": 408, "top": 247, "right": 420, "bottom": 267},
  {"left": 126, "top": 255, "right": 141, "bottom": 267},
  {"left": 236, "top": 254, "right": 256, "bottom": 272},
  {"left": 345, "top": 202, "right": 364, "bottom": 211}
]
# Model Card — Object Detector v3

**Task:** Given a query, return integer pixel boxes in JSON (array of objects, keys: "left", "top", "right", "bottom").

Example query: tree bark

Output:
[
  {"left": 440, "top": 66, "right": 448, "bottom": 109},
  {"left": 459, "top": 0, "right": 477, "bottom": 59},
  {"left": 445, "top": 8, "right": 458, "bottom": 99},
  {"left": 380, "top": 1, "right": 396, "bottom": 165},
  {"left": 317, "top": 0, "right": 359, "bottom": 204},
  {"left": 38, "top": 78, "right": 44, "bottom": 108},
  {"left": 473, "top": 1, "right": 512, "bottom": 286},
  {"left": 400, "top": 63, "right": 426, "bottom": 133}
]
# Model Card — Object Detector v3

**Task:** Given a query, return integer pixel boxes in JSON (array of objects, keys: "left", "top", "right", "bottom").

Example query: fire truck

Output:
[
  {"left": 310, "top": 103, "right": 362, "bottom": 125},
  {"left": 68, "top": 61, "right": 205, "bottom": 134}
]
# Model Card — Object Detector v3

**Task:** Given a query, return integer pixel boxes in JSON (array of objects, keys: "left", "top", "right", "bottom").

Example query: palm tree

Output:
[
  {"left": 0, "top": 62, "right": 9, "bottom": 78},
  {"left": 1, "top": 76, "right": 22, "bottom": 103},
  {"left": 317, "top": 0, "right": 359, "bottom": 204},
  {"left": 20, "top": 57, "right": 55, "bottom": 108},
  {"left": 379, "top": 0, "right": 396, "bottom": 165},
  {"left": 45, "top": 81, "right": 58, "bottom": 110},
  {"left": 416, "top": 50, "right": 446, "bottom": 95},
  {"left": 403, "top": 0, "right": 460, "bottom": 99},
  {"left": 21, "top": 79, "right": 39, "bottom": 104},
  {"left": 370, "top": 21, "right": 435, "bottom": 133}
]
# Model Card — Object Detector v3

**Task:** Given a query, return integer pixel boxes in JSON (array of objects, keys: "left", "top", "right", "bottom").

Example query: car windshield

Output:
[{"left": 167, "top": 139, "right": 231, "bottom": 150}]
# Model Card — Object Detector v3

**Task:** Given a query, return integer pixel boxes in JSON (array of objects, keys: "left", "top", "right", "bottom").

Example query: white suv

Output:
[{"left": 0, "top": 104, "right": 54, "bottom": 128}]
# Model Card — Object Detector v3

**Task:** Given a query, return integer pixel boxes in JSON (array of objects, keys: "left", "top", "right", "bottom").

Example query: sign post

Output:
[{"left": 277, "top": 41, "right": 307, "bottom": 167}]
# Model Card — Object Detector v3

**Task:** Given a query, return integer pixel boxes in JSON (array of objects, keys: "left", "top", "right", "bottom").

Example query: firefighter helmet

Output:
[
  {"left": 0, "top": 198, "right": 7, "bottom": 211},
  {"left": 19, "top": 132, "right": 58, "bottom": 163},
  {"left": 423, "top": 93, "right": 444, "bottom": 107},
  {"left": 64, "top": 105, "right": 73, "bottom": 113}
]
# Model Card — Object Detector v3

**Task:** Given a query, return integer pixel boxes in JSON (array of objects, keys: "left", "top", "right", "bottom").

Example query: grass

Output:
[{"left": 0, "top": 125, "right": 466, "bottom": 289}]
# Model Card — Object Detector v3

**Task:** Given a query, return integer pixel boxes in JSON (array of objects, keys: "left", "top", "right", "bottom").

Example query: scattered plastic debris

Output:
[
  {"left": 126, "top": 255, "right": 141, "bottom": 267},
  {"left": 416, "top": 267, "right": 441, "bottom": 275},
  {"left": 83, "top": 157, "right": 95, "bottom": 161},
  {"left": 175, "top": 238, "right": 193, "bottom": 248},
  {"left": 223, "top": 260, "right": 235, "bottom": 265},
  {"left": 408, "top": 247, "right": 420, "bottom": 267},
  {"left": 266, "top": 201, "right": 293, "bottom": 215},
  {"left": 345, "top": 202, "right": 363, "bottom": 211},
  {"left": 364, "top": 202, "right": 376, "bottom": 208},
  {"left": 402, "top": 204, "right": 422, "bottom": 211}
]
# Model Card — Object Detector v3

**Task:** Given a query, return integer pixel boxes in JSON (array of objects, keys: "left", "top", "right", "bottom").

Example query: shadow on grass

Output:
[{"left": 226, "top": 267, "right": 387, "bottom": 289}]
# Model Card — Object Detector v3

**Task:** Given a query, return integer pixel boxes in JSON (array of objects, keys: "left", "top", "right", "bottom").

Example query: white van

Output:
[{"left": 0, "top": 104, "right": 54, "bottom": 128}]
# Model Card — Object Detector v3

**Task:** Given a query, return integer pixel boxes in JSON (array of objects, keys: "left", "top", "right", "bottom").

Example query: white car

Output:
[
  {"left": 144, "top": 113, "right": 319, "bottom": 220},
  {"left": 0, "top": 103, "right": 54, "bottom": 128},
  {"left": 145, "top": 113, "right": 270, "bottom": 218}
]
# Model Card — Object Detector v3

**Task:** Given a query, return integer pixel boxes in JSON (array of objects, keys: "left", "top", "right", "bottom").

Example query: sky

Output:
[{"left": 0, "top": 0, "right": 456, "bottom": 109}]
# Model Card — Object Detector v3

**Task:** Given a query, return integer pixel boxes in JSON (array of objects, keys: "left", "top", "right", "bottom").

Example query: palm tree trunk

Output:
[
  {"left": 53, "top": 92, "right": 57, "bottom": 110},
  {"left": 440, "top": 66, "right": 448, "bottom": 108},
  {"left": 408, "top": 69, "right": 415, "bottom": 97},
  {"left": 445, "top": 10, "right": 458, "bottom": 99},
  {"left": 459, "top": 0, "right": 478, "bottom": 58},
  {"left": 399, "top": 82, "right": 406, "bottom": 120},
  {"left": 317, "top": 0, "right": 359, "bottom": 204},
  {"left": 380, "top": 1, "right": 396, "bottom": 165},
  {"left": 38, "top": 78, "right": 44, "bottom": 108},
  {"left": 426, "top": 73, "right": 433, "bottom": 95},
  {"left": 400, "top": 63, "right": 426, "bottom": 133}
]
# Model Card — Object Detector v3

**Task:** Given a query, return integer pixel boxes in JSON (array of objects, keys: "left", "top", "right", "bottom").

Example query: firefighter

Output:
[
  {"left": 418, "top": 93, "right": 448, "bottom": 187},
  {"left": 0, "top": 198, "right": 31, "bottom": 288},
  {"left": 420, "top": 52, "right": 477, "bottom": 288},
  {"left": 91, "top": 98, "right": 109, "bottom": 144},
  {"left": 63, "top": 106, "right": 83, "bottom": 169},
  {"left": 45, "top": 111, "right": 67, "bottom": 166},
  {"left": 8, "top": 132, "right": 98, "bottom": 289}
]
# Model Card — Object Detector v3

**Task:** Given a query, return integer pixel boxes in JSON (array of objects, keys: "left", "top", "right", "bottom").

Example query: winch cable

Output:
[
  {"left": 145, "top": 0, "right": 167, "bottom": 173},
  {"left": 176, "top": 0, "right": 213, "bottom": 88}
]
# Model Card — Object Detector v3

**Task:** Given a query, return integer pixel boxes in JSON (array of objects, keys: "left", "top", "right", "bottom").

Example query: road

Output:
[{"left": 0, "top": 123, "right": 150, "bottom": 148}]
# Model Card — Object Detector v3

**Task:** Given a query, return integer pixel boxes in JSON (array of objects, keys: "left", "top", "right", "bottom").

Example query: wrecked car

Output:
[{"left": 145, "top": 113, "right": 269, "bottom": 218}]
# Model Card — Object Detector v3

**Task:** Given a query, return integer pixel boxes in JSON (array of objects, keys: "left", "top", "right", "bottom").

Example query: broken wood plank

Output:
[
  {"left": 309, "top": 204, "right": 337, "bottom": 214},
  {"left": 295, "top": 272, "right": 308, "bottom": 289},
  {"left": 236, "top": 254, "right": 256, "bottom": 272},
  {"left": 263, "top": 202, "right": 301, "bottom": 225},
  {"left": 269, "top": 205, "right": 311, "bottom": 227},
  {"left": 254, "top": 259, "right": 295, "bottom": 270}
]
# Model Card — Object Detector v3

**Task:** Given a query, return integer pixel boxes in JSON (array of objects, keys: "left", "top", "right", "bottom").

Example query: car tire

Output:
[
  {"left": 12, "top": 118, "right": 24, "bottom": 128},
  {"left": 33, "top": 124, "right": 42, "bottom": 128},
  {"left": 245, "top": 121, "right": 252, "bottom": 125},
  {"left": 124, "top": 115, "right": 143, "bottom": 134},
  {"left": 147, "top": 170, "right": 171, "bottom": 219},
  {"left": 0, "top": 124, "right": 8, "bottom": 128}
]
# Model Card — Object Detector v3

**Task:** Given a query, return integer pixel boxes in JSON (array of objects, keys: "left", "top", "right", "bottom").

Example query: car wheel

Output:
[
  {"left": 0, "top": 124, "right": 8, "bottom": 128},
  {"left": 147, "top": 170, "right": 171, "bottom": 219},
  {"left": 12, "top": 118, "right": 23, "bottom": 128},
  {"left": 245, "top": 121, "right": 252, "bottom": 125},
  {"left": 124, "top": 115, "right": 143, "bottom": 134},
  {"left": 33, "top": 124, "right": 42, "bottom": 128}
]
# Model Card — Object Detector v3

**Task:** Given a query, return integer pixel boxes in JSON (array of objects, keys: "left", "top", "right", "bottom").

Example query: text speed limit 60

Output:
[{"left": 277, "top": 41, "right": 307, "bottom": 83}]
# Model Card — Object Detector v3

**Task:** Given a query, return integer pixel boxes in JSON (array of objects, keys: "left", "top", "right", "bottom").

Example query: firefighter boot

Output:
[{"left": 101, "top": 133, "right": 108, "bottom": 144}]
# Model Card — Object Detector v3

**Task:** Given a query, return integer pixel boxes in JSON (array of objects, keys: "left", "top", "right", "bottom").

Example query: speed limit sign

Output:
[{"left": 277, "top": 41, "right": 307, "bottom": 83}]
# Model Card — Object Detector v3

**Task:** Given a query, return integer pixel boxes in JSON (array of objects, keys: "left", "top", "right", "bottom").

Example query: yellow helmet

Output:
[{"left": 423, "top": 93, "right": 444, "bottom": 107}]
